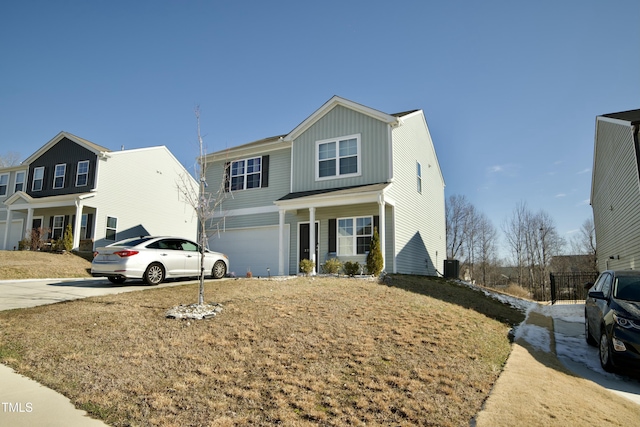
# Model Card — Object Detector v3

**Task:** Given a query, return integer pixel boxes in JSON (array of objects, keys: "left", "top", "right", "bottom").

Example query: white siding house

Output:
[
  {"left": 591, "top": 109, "right": 640, "bottom": 271},
  {"left": 0, "top": 132, "right": 198, "bottom": 252},
  {"left": 203, "top": 96, "right": 446, "bottom": 276}
]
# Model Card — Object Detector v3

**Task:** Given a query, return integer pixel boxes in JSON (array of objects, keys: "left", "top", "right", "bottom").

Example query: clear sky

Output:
[{"left": 1, "top": 1, "right": 638, "bottom": 257}]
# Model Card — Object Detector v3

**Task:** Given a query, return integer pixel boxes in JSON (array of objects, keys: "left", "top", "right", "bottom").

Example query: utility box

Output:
[{"left": 444, "top": 260, "right": 459, "bottom": 278}]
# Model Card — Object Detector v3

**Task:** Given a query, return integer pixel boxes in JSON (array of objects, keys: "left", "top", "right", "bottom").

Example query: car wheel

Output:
[
  {"left": 599, "top": 329, "right": 614, "bottom": 372},
  {"left": 108, "top": 276, "right": 126, "bottom": 284},
  {"left": 144, "top": 263, "right": 165, "bottom": 286},
  {"left": 585, "top": 316, "right": 597, "bottom": 346},
  {"left": 212, "top": 260, "right": 227, "bottom": 279}
]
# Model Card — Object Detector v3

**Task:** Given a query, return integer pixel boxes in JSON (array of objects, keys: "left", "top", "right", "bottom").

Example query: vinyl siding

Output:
[
  {"left": 91, "top": 147, "right": 198, "bottom": 247},
  {"left": 388, "top": 112, "right": 446, "bottom": 275},
  {"left": 592, "top": 120, "right": 640, "bottom": 271},
  {"left": 291, "top": 105, "right": 391, "bottom": 192}
]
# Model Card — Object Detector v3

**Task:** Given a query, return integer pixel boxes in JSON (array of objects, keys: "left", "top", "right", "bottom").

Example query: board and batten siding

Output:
[
  {"left": 91, "top": 147, "right": 198, "bottom": 247},
  {"left": 290, "top": 105, "right": 391, "bottom": 192},
  {"left": 592, "top": 120, "right": 640, "bottom": 271},
  {"left": 388, "top": 111, "right": 446, "bottom": 275}
]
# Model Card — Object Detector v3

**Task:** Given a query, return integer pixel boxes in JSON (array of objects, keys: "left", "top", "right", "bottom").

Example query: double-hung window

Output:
[
  {"left": 0, "top": 174, "right": 8, "bottom": 196},
  {"left": 32, "top": 167, "right": 44, "bottom": 191},
  {"left": 14, "top": 171, "right": 25, "bottom": 192},
  {"left": 417, "top": 161, "right": 422, "bottom": 194},
  {"left": 52, "top": 215, "right": 64, "bottom": 240},
  {"left": 338, "top": 216, "right": 373, "bottom": 255},
  {"left": 76, "top": 161, "right": 89, "bottom": 187},
  {"left": 316, "top": 134, "right": 361, "bottom": 180},
  {"left": 230, "top": 157, "right": 261, "bottom": 191},
  {"left": 53, "top": 164, "right": 66, "bottom": 189},
  {"left": 106, "top": 216, "right": 117, "bottom": 241}
]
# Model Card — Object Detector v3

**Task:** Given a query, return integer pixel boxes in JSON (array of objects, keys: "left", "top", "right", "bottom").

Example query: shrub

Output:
[
  {"left": 366, "top": 227, "right": 383, "bottom": 276},
  {"left": 343, "top": 261, "right": 361, "bottom": 277},
  {"left": 299, "top": 259, "right": 315, "bottom": 276},
  {"left": 322, "top": 258, "right": 342, "bottom": 275},
  {"left": 62, "top": 224, "right": 73, "bottom": 252},
  {"left": 18, "top": 238, "right": 30, "bottom": 250}
]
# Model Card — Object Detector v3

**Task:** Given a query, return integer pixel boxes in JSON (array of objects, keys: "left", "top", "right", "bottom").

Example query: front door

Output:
[{"left": 299, "top": 222, "right": 319, "bottom": 272}]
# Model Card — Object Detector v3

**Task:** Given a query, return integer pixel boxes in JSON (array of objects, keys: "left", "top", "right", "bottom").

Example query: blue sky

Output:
[{"left": 1, "top": 1, "right": 638, "bottom": 256}]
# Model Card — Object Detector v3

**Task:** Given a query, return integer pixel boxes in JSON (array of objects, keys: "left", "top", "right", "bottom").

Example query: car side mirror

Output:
[{"left": 588, "top": 290, "right": 606, "bottom": 300}]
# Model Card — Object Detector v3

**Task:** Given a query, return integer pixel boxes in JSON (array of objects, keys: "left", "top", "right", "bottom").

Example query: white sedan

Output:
[{"left": 91, "top": 236, "right": 228, "bottom": 285}]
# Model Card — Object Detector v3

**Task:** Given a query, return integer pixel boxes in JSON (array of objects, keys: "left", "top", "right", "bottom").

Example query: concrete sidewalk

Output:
[{"left": 0, "top": 277, "right": 197, "bottom": 426}]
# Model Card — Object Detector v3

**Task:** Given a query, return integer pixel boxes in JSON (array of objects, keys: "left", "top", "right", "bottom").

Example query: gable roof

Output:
[
  {"left": 22, "top": 131, "right": 110, "bottom": 164},
  {"left": 284, "top": 96, "right": 401, "bottom": 142},
  {"left": 599, "top": 109, "right": 640, "bottom": 125}
]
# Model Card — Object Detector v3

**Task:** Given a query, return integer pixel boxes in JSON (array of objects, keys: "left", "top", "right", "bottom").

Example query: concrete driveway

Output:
[{"left": 0, "top": 276, "right": 202, "bottom": 426}]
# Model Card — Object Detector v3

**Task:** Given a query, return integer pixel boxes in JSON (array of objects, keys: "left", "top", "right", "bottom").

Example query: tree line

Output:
[{"left": 446, "top": 195, "right": 597, "bottom": 295}]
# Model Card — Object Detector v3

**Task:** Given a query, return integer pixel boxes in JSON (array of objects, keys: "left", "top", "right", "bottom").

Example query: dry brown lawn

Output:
[
  {"left": 0, "top": 275, "right": 524, "bottom": 426},
  {"left": 0, "top": 250, "right": 93, "bottom": 279}
]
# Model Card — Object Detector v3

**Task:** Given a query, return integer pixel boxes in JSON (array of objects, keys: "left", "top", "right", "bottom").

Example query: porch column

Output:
[
  {"left": 2, "top": 209, "right": 11, "bottom": 250},
  {"left": 309, "top": 207, "right": 316, "bottom": 275},
  {"left": 378, "top": 195, "right": 386, "bottom": 271},
  {"left": 278, "top": 209, "right": 286, "bottom": 276},
  {"left": 73, "top": 199, "right": 84, "bottom": 251},
  {"left": 25, "top": 208, "right": 34, "bottom": 240}
]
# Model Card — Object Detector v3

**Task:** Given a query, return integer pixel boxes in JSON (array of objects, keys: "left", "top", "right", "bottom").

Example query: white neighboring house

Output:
[
  {"left": 591, "top": 109, "right": 640, "bottom": 272},
  {"left": 202, "top": 96, "right": 446, "bottom": 277},
  {"left": 0, "top": 131, "right": 198, "bottom": 252}
]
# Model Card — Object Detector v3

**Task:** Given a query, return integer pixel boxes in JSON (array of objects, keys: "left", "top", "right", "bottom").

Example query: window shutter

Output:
[
  {"left": 64, "top": 215, "right": 70, "bottom": 230},
  {"left": 328, "top": 219, "right": 337, "bottom": 253},
  {"left": 261, "top": 155, "right": 269, "bottom": 188},
  {"left": 71, "top": 215, "right": 75, "bottom": 233},
  {"left": 224, "top": 162, "right": 230, "bottom": 192},
  {"left": 48, "top": 216, "right": 54, "bottom": 239},
  {"left": 374, "top": 215, "right": 379, "bottom": 234},
  {"left": 86, "top": 213, "right": 93, "bottom": 238}
]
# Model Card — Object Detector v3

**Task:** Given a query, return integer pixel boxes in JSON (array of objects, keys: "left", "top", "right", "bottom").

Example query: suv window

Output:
[{"left": 601, "top": 274, "right": 613, "bottom": 298}]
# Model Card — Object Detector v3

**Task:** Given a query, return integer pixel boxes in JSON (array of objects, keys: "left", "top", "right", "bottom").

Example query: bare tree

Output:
[
  {"left": 0, "top": 151, "right": 21, "bottom": 167},
  {"left": 502, "top": 201, "right": 528, "bottom": 287},
  {"left": 446, "top": 194, "right": 470, "bottom": 260},
  {"left": 476, "top": 213, "right": 498, "bottom": 286},
  {"left": 570, "top": 217, "right": 597, "bottom": 271}
]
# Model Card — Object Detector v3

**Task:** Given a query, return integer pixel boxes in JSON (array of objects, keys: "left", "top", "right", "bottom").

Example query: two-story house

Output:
[
  {"left": 203, "top": 96, "right": 446, "bottom": 276},
  {"left": 591, "top": 108, "right": 640, "bottom": 271},
  {"left": 0, "top": 131, "right": 198, "bottom": 252}
]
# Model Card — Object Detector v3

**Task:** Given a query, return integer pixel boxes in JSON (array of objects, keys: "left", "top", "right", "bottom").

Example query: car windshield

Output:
[
  {"left": 110, "top": 237, "right": 155, "bottom": 247},
  {"left": 614, "top": 276, "right": 640, "bottom": 302}
]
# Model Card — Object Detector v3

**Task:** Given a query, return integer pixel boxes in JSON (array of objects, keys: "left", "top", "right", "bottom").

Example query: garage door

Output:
[
  {"left": 0, "top": 219, "right": 24, "bottom": 251},
  {"left": 208, "top": 225, "right": 289, "bottom": 277}
]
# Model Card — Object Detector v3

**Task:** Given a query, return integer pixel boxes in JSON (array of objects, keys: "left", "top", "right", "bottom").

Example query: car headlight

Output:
[{"left": 613, "top": 313, "right": 640, "bottom": 330}]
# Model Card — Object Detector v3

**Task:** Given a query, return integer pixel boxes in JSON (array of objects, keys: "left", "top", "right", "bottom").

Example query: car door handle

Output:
[{"left": 160, "top": 253, "right": 168, "bottom": 256}]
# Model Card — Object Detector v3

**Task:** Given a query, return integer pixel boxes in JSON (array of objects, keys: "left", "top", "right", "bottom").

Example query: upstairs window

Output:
[
  {"left": 53, "top": 164, "right": 66, "bottom": 189},
  {"left": 14, "top": 171, "right": 25, "bottom": 192},
  {"left": 417, "top": 161, "right": 422, "bottom": 194},
  {"left": 316, "top": 134, "right": 361, "bottom": 180},
  {"left": 32, "top": 167, "right": 44, "bottom": 191},
  {"left": 76, "top": 161, "right": 89, "bottom": 187},
  {"left": 230, "top": 157, "right": 261, "bottom": 191},
  {"left": 338, "top": 216, "right": 373, "bottom": 255},
  {"left": 0, "top": 174, "right": 8, "bottom": 196}
]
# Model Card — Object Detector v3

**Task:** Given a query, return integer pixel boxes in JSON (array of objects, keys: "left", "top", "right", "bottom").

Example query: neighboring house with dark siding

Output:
[
  {"left": 203, "top": 96, "right": 446, "bottom": 276},
  {"left": 0, "top": 131, "right": 198, "bottom": 251},
  {"left": 591, "top": 109, "right": 640, "bottom": 271}
]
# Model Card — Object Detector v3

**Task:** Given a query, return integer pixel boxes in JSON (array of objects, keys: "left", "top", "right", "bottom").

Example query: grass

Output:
[
  {"left": 0, "top": 250, "right": 93, "bottom": 279},
  {"left": 0, "top": 275, "right": 524, "bottom": 426}
]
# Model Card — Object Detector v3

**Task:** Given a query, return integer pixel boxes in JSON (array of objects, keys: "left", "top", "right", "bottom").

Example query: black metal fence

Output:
[{"left": 549, "top": 272, "right": 599, "bottom": 304}]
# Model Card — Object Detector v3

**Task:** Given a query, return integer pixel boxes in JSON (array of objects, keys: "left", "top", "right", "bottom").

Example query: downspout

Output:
[{"left": 634, "top": 124, "right": 640, "bottom": 194}]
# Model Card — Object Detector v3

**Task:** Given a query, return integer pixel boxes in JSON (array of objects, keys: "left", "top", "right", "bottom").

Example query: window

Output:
[
  {"left": 417, "top": 162, "right": 422, "bottom": 194},
  {"left": 53, "top": 164, "right": 66, "bottom": 189},
  {"left": 230, "top": 157, "right": 261, "bottom": 191},
  {"left": 338, "top": 216, "right": 373, "bottom": 255},
  {"left": 80, "top": 214, "right": 88, "bottom": 239},
  {"left": 0, "top": 174, "right": 8, "bottom": 196},
  {"left": 14, "top": 171, "right": 25, "bottom": 193},
  {"left": 316, "top": 134, "right": 361, "bottom": 180},
  {"left": 52, "top": 215, "right": 64, "bottom": 240},
  {"left": 76, "top": 161, "right": 89, "bottom": 187},
  {"left": 32, "top": 167, "right": 44, "bottom": 191},
  {"left": 106, "top": 216, "right": 117, "bottom": 241}
]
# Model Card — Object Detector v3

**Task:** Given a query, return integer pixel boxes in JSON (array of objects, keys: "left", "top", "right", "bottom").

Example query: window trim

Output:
[
  {"left": 417, "top": 161, "right": 422, "bottom": 194},
  {"left": 32, "top": 167, "right": 44, "bottom": 191},
  {"left": 315, "top": 134, "right": 362, "bottom": 181},
  {"left": 230, "top": 156, "right": 262, "bottom": 191},
  {"left": 76, "top": 160, "right": 90, "bottom": 187},
  {"left": 106, "top": 216, "right": 118, "bottom": 241},
  {"left": 53, "top": 164, "right": 66, "bottom": 189},
  {"left": 52, "top": 215, "right": 64, "bottom": 240},
  {"left": 0, "top": 173, "right": 8, "bottom": 196},
  {"left": 14, "top": 170, "right": 26, "bottom": 193},
  {"left": 337, "top": 215, "right": 373, "bottom": 256}
]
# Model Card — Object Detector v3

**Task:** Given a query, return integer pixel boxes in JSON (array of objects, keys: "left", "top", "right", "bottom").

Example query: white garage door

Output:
[
  {"left": 208, "top": 225, "right": 289, "bottom": 277},
  {"left": 0, "top": 219, "right": 24, "bottom": 251}
]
